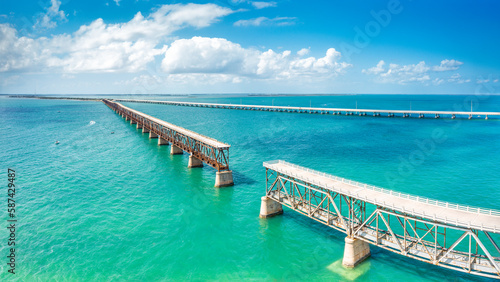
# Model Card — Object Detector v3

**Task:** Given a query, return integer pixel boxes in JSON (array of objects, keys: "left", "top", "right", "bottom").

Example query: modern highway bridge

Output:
[
  {"left": 260, "top": 160, "right": 500, "bottom": 279},
  {"left": 113, "top": 98, "right": 500, "bottom": 120},
  {"left": 103, "top": 99, "right": 233, "bottom": 187}
]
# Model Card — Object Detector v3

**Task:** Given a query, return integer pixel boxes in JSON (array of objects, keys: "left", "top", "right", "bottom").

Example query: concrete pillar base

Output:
[
  {"left": 170, "top": 145, "right": 183, "bottom": 155},
  {"left": 342, "top": 237, "right": 371, "bottom": 268},
  {"left": 158, "top": 138, "right": 169, "bottom": 146},
  {"left": 130, "top": 120, "right": 137, "bottom": 124},
  {"left": 188, "top": 155, "right": 203, "bottom": 168},
  {"left": 125, "top": 116, "right": 130, "bottom": 121},
  {"left": 215, "top": 170, "right": 234, "bottom": 187},
  {"left": 149, "top": 131, "right": 158, "bottom": 139},
  {"left": 142, "top": 127, "right": 150, "bottom": 133},
  {"left": 259, "top": 196, "right": 283, "bottom": 218},
  {"left": 136, "top": 123, "right": 143, "bottom": 129}
]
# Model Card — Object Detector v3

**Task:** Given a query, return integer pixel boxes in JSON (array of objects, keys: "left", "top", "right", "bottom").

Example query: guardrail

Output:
[{"left": 264, "top": 160, "right": 500, "bottom": 233}]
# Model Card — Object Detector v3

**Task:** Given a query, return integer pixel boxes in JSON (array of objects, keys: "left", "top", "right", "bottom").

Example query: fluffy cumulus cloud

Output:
[
  {"left": 363, "top": 60, "right": 467, "bottom": 85},
  {"left": 34, "top": 0, "right": 67, "bottom": 29},
  {"left": 0, "top": 4, "right": 233, "bottom": 73},
  {"left": 0, "top": 25, "right": 40, "bottom": 72},
  {"left": 433, "top": 59, "right": 463, "bottom": 71},
  {"left": 161, "top": 36, "right": 350, "bottom": 80},
  {"left": 1, "top": 3, "right": 350, "bottom": 86},
  {"left": 297, "top": 48, "right": 310, "bottom": 56}
]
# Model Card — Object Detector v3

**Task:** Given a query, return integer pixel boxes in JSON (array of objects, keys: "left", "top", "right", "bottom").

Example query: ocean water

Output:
[{"left": 1, "top": 94, "right": 499, "bottom": 281}]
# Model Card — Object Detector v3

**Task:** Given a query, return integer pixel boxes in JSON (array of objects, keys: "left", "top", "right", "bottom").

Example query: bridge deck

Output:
[
  {"left": 115, "top": 98, "right": 500, "bottom": 118},
  {"left": 264, "top": 160, "right": 500, "bottom": 233},
  {"left": 117, "top": 102, "right": 230, "bottom": 149}
]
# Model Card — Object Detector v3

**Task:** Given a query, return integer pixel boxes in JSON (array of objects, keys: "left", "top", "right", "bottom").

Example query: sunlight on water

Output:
[{"left": 0, "top": 95, "right": 499, "bottom": 281}]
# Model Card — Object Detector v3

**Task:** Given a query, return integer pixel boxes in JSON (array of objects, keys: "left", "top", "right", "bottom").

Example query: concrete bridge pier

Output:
[
  {"left": 170, "top": 145, "right": 183, "bottom": 155},
  {"left": 342, "top": 237, "right": 371, "bottom": 268},
  {"left": 188, "top": 154, "right": 203, "bottom": 168},
  {"left": 215, "top": 171, "right": 234, "bottom": 187},
  {"left": 149, "top": 132, "right": 158, "bottom": 139},
  {"left": 136, "top": 123, "right": 143, "bottom": 129},
  {"left": 259, "top": 196, "right": 283, "bottom": 218},
  {"left": 142, "top": 126, "right": 150, "bottom": 133},
  {"left": 130, "top": 119, "right": 136, "bottom": 125},
  {"left": 158, "top": 138, "right": 169, "bottom": 145},
  {"left": 125, "top": 116, "right": 130, "bottom": 121}
]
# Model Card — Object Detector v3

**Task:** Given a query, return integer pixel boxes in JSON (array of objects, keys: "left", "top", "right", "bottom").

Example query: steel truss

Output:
[
  {"left": 103, "top": 99, "right": 230, "bottom": 171},
  {"left": 265, "top": 167, "right": 500, "bottom": 279}
]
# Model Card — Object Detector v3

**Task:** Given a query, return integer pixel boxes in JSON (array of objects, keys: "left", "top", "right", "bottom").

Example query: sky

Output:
[{"left": 1, "top": 0, "right": 499, "bottom": 95}]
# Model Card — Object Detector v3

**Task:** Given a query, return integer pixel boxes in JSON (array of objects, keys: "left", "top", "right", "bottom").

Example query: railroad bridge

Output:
[
  {"left": 260, "top": 160, "right": 500, "bottom": 279},
  {"left": 103, "top": 99, "right": 233, "bottom": 187}
]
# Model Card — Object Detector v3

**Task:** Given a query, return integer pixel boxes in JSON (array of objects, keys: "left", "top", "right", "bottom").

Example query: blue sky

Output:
[{"left": 1, "top": 0, "right": 499, "bottom": 94}]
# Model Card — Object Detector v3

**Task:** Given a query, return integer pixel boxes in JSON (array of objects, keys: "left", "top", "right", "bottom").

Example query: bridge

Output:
[
  {"left": 114, "top": 98, "right": 500, "bottom": 120},
  {"left": 260, "top": 160, "right": 500, "bottom": 279},
  {"left": 103, "top": 99, "right": 233, "bottom": 187}
]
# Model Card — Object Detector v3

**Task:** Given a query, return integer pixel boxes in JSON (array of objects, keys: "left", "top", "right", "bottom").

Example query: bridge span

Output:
[
  {"left": 260, "top": 160, "right": 500, "bottom": 279},
  {"left": 103, "top": 99, "right": 233, "bottom": 187},
  {"left": 113, "top": 98, "right": 500, "bottom": 120}
]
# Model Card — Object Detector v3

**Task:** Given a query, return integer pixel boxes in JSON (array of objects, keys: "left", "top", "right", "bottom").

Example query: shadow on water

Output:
[{"left": 230, "top": 169, "right": 257, "bottom": 186}]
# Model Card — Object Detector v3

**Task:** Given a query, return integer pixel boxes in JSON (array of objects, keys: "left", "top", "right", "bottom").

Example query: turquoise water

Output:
[{"left": 1, "top": 94, "right": 500, "bottom": 281}]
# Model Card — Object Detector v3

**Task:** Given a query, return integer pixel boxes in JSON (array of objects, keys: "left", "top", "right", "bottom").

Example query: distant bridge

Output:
[
  {"left": 114, "top": 98, "right": 500, "bottom": 120},
  {"left": 103, "top": 99, "right": 233, "bottom": 187},
  {"left": 260, "top": 160, "right": 500, "bottom": 279}
]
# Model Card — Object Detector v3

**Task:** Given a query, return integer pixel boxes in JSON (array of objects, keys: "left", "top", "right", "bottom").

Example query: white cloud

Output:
[
  {"left": 234, "top": 16, "right": 296, "bottom": 27},
  {"left": 448, "top": 73, "right": 470, "bottom": 84},
  {"left": 0, "top": 24, "right": 41, "bottom": 72},
  {"left": 432, "top": 78, "right": 444, "bottom": 85},
  {"left": 251, "top": 1, "right": 277, "bottom": 9},
  {"left": 161, "top": 36, "right": 350, "bottom": 80},
  {"left": 34, "top": 0, "right": 67, "bottom": 29},
  {"left": 363, "top": 60, "right": 465, "bottom": 85},
  {"left": 114, "top": 0, "right": 121, "bottom": 6},
  {"left": 362, "top": 60, "right": 385, "bottom": 75},
  {"left": 162, "top": 37, "right": 253, "bottom": 75},
  {"left": 1, "top": 3, "right": 350, "bottom": 86},
  {"left": 297, "top": 48, "right": 309, "bottom": 56},
  {"left": 0, "top": 4, "right": 233, "bottom": 73},
  {"left": 433, "top": 59, "right": 463, "bottom": 71}
]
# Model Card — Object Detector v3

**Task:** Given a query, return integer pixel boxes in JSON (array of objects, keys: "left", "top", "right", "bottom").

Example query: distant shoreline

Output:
[{"left": 4, "top": 93, "right": 500, "bottom": 99}]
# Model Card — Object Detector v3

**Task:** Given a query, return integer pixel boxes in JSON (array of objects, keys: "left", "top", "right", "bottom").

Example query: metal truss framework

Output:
[
  {"left": 264, "top": 166, "right": 500, "bottom": 279},
  {"left": 103, "top": 99, "right": 230, "bottom": 171}
]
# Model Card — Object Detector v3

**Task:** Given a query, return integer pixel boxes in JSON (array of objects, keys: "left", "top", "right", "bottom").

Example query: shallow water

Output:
[{"left": 1, "top": 94, "right": 499, "bottom": 281}]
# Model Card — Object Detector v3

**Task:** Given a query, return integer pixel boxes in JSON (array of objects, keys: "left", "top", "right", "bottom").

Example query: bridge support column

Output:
[
  {"left": 259, "top": 196, "right": 283, "bottom": 218},
  {"left": 142, "top": 126, "right": 150, "bottom": 133},
  {"left": 170, "top": 145, "right": 183, "bottom": 155},
  {"left": 215, "top": 171, "right": 234, "bottom": 187},
  {"left": 342, "top": 237, "right": 370, "bottom": 268},
  {"left": 188, "top": 154, "right": 203, "bottom": 168},
  {"left": 136, "top": 123, "right": 142, "bottom": 129},
  {"left": 125, "top": 116, "right": 129, "bottom": 121},
  {"left": 158, "top": 138, "right": 169, "bottom": 145},
  {"left": 130, "top": 119, "right": 136, "bottom": 125},
  {"left": 149, "top": 131, "right": 158, "bottom": 139}
]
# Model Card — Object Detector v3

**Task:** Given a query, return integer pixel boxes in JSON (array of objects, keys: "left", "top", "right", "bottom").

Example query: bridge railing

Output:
[
  {"left": 264, "top": 160, "right": 500, "bottom": 279},
  {"left": 264, "top": 160, "right": 500, "bottom": 219},
  {"left": 103, "top": 99, "right": 231, "bottom": 171}
]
